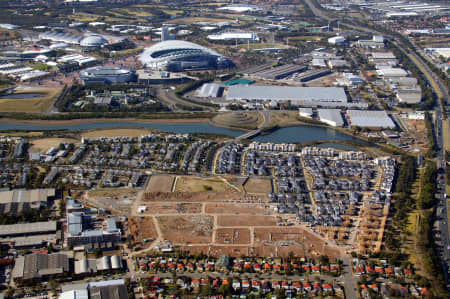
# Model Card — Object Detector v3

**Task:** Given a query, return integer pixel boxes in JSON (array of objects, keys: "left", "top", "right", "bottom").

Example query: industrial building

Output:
[
  {"left": 79, "top": 66, "right": 135, "bottom": 84},
  {"left": 13, "top": 252, "right": 70, "bottom": 281},
  {"left": 347, "top": 110, "right": 396, "bottom": 129},
  {"left": 250, "top": 64, "right": 307, "bottom": 80},
  {"left": 396, "top": 90, "right": 422, "bottom": 104},
  {"left": 0, "top": 221, "right": 57, "bottom": 238},
  {"left": 217, "top": 4, "right": 263, "bottom": 13},
  {"left": 139, "top": 40, "right": 234, "bottom": 71},
  {"left": 75, "top": 255, "right": 122, "bottom": 275},
  {"left": 328, "top": 36, "right": 345, "bottom": 45},
  {"left": 207, "top": 32, "right": 260, "bottom": 42},
  {"left": 196, "top": 83, "right": 223, "bottom": 98},
  {"left": 294, "top": 69, "right": 331, "bottom": 82},
  {"left": 318, "top": 109, "right": 344, "bottom": 127},
  {"left": 0, "top": 188, "right": 55, "bottom": 214},
  {"left": 226, "top": 85, "right": 347, "bottom": 104},
  {"left": 376, "top": 68, "right": 408, "bottom": 77},
  {"left": 299, "top": 108, "right": 313, "bottom": 118},
  {"left": 60, "top": 280, "right": 128, "bottom": 299}
]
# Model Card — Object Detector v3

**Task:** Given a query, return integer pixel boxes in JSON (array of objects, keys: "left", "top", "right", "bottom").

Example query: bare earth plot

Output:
[
  {"left": 174, "top": 176, "right": 237, "bottom": 193},
  {"left": 86, "top": 188, "right": 137, "bottom": 214},
  {"left": 205, "top": 203, "right": 268, "bottom": 215},
  {"left": 217, "top": 215, "right": 278, "bottom": 227},
  {"left": 146, "top": 175, "right": 175, "bottom": 192},
  {"left": 141, "top": 202, "right": 202, "bottom": 214},
  {"left": 157, "top": 215, "right": 213, "bottom": 244},
  {"left": 215, "top": 228, "right": 251, "bottom": 244},
  {"left": 244, "top": 177, "right": 272, "bottom": 193},
  {"left": 29, "top": 137, "right": 79, "bottom": 153},
  {"left": 129, "top": 217, "right": 158, "bottom": 245}
]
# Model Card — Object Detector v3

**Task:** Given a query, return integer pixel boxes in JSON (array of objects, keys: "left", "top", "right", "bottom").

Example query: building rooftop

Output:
[
  {"left": 0, "top": 221, "right": 57, "bottom": 237},
  {"left": 347, "top": 110, "right": 396, "bottom": 128},
  {"left": 226, "top": 85, "right": 347, "bottom": 102}
]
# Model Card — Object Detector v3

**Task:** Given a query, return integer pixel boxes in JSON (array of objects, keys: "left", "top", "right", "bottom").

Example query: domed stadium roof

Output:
[
  {"left": 80, "top": 35, "right": 108, "bottom": 47},
  {"left": 140, "top": 40, "right": 222, "bottom": 65}
]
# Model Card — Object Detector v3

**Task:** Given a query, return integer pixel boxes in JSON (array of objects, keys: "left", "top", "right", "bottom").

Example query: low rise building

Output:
[{"left": 318, "top": 109, "right": 344, "bottom": 127}]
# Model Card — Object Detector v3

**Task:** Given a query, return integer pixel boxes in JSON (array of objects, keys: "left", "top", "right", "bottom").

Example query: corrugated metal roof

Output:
[
  {"left": 318, "top": 109, "right": 344, "bottom": 126},
  {"left": 347, "top": 110, "right": 396, "bottom": 128},
  {"left": 226, "top": 85, "right": 347, "bottom": 102},
  {"left": 0, "top": 221, "right": 56, "bottom": 236}
]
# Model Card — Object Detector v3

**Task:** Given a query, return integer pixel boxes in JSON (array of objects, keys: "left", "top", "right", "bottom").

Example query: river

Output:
[{"left": 0, "top": 121, "right": 363, "bottom": 147}]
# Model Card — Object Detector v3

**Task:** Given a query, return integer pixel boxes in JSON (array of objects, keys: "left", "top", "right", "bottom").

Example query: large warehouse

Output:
[
  {"left": 139, "top": 40, "right": 234, "bottom": 72},
  {"left": 347, "top": 110, "right": 396, "bottom": 129},
  {"left": 79, "top": 66, "right": 136, "bottom": 84},
  {"left": 226, "top": 85, "right": 347, "bottom": 104}
]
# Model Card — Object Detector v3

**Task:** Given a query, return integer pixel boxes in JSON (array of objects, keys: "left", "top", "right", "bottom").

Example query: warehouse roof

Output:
[
  {"left": 376, "top": 68, "right": 408, "bottom": 77},
  {"left": 196, "top": 83, "right": 223, "bottom": 98},
  {"left": 318, "top": 109, "right": 344, "bottom": 126},
  {"left": 0, "top": 221, "right": 57, "bottom": 237},
  {"left": 347, "top": 110, "right": 396, "bottom": 128},
  {"left": 226, "top": 85, "right": 347, "bottom": 102}
]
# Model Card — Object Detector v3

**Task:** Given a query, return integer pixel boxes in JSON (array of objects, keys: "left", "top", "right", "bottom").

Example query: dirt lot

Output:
[
  {"left": 174, "top": 176, "right": 237, "bottom": 193},
  {"left": 157, "top": 215, "right": 213, "bottom": 244},
  {"left": 205, "top": 203, "right": 268, "bottom": 215},
  {"left": 142, "top": 202, "right": 202, "bottom": 214},
  {"left": 217, "top": 215, "right": 278, "bottom": 227},
  {"left": 29, "top": 137, "right": 79, "bottom": 153},
  {"left": 244, "top": 178, "right": 272, "bottom": 193},
  {"left": 86, "top": 188, "right": 137, "bottom": 214},
  {"left": 178, "top": 245, "right": 251, "bottom": 257},
  {"left": 143, "top": 192, "right": 239, "bottom": 202},
  {"left": 129, "top": 217, "right": 158, "bottom": 245},
  {"left": 146, "top": 175, "right": 175, "bottom": 193},
  {"left": 215, "top": 228, "right": 250, "bottom": 245}
]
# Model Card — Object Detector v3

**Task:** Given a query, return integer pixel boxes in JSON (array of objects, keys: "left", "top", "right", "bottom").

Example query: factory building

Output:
[
  {"left": 60, "top": 279, "right": 128, "bottom": 299},
  {"left": 299, "top": 108, "right": 313, "bottom": 118},
  {"left": 196, "top": 83, "right": 223, "bottom": 98},
  {"left": 328, "top": 36, "right": 346, "bottom": 45},
  {"left": 318, "top": 109, "right": 344, "bottom": 127},
  {"left": 347, "top": 110, "right": 396, "bottom": 129},
  {"left": 0, "top": 221, "right": 57, "bottom": 238},
  {"left": 0, "top": 188, "right": 55, "bottom": 214},
  {"left": 226, "top": 85, "right": 347, "bottom": 104},
  {"left": 250, "top": 64, "right": 307, "bottom": 80},
  {"left": 74, "top": 255, "right": 122, "bottom": 275},
  {"left": 13, "top": 252, "right": 70, "bottom": 281}
]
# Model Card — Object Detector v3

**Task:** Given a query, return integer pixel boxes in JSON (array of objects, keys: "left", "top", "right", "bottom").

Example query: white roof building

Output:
[
  {"left": 299, "top": 108, "right": 313, "bottom": 118},
  {"left": 226, "top": 85, "right": 347, "bottom": 103},
  {"left": 347, "top": 110, "right": 396, "bottom": 129},
  {"left": 207, "top": 32, "right": 259, "bottom": 42},
  {"left": 318, "top": 109, "right": 344, "bottom": 127},
  {"left": 328, "top": 36, "right": 345, "bottom": 45},
  {"left": 376, "top": 68, "right": 408, "bottom": 77}
]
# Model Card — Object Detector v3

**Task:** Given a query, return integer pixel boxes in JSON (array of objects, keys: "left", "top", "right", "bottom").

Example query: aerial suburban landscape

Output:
[{"left": 0, "top": 0, "right": 449, "bottom": 298}]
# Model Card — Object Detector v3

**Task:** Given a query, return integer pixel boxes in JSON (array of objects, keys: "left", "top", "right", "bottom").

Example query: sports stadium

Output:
[
  {"left": 79, "top": 66, "right": 136, "bottom": 84},
  {"left": 139, "top": 40, "right": 234, "bottom": 72}
]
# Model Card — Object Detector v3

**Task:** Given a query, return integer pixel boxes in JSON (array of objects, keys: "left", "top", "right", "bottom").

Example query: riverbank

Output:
[{"left": 0, "top": 117, "right": 210, "bottom": 126}]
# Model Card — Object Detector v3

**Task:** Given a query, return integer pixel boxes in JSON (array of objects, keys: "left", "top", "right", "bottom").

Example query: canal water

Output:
[{"left": 0, "top": 121, "right": 363, "bottom": 147}]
